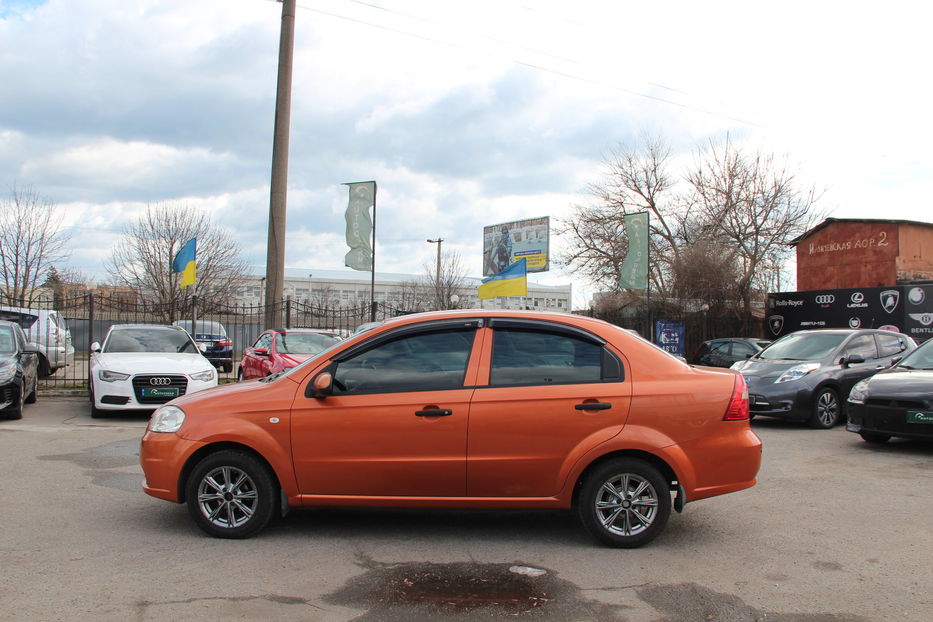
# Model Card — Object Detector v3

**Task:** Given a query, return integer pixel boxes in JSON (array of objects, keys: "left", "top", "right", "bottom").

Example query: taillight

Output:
[
  {"left": 217, "top": 339, "right": 233, "bottom": 347},
  {"left": 723, "top": 374, "right": 750, "bottom": 421}
]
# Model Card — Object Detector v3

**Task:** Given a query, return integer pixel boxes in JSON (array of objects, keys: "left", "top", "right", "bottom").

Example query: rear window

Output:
[
  {"left": 0, "top": 310, "right": 38, "bottom": 329},
  {"left": 175, "top": 320, "right": 226, "bottom": 335}
]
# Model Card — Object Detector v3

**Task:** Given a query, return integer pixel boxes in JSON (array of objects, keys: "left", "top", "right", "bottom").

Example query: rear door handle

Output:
[
  {"left": 415, "top": 409, "right": 453, "bottom": 417},
  {"left": 575, "top": 402, "right": 612, "bottom": 411}
]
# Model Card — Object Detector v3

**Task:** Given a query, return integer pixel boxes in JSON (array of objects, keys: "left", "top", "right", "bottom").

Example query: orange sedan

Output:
[{"left": 140, "top": 310, "right": 761, "bottom": 547}]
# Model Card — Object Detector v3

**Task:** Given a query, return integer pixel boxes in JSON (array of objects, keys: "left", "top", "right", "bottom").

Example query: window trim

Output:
[{"left": 332, "top": 318, "right": 483, "bottom": 363}]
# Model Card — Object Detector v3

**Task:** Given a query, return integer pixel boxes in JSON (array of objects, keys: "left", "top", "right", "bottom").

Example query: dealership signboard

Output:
[
  {"left": 767, "top": 284, "right": 933, "bottom": 342},
  {"left": 482, "top": 217, "right": 550, "bottom": 277}
]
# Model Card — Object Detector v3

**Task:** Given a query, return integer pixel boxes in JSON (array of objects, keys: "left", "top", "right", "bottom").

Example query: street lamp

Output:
[
  {"left": 308, "top": 273, "right": 313, "bottom": 304},
  {"left": 427, "top": 238, "right": 443, "bottom": 309}
]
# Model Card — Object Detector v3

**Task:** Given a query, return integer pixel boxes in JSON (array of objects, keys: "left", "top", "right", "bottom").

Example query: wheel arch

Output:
[
  {"left": 571, "top": 449, "right": 679, "bottom": 509},
  {"left": 178, "top": 442, "right": 281, "bottom": 505}
]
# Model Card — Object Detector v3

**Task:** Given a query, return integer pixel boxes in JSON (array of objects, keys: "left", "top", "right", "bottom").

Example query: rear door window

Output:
[
  {"left": 876, "top": 333, "right": 910, "bottom": 357},
  {"left": 489, "top": 328, "right": 610, "bottom": 386},
  {"left": 843, "top": 334, "right": 878, "bottom": 360}
]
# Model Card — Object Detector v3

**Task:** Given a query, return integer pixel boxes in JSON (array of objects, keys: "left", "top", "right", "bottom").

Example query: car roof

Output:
[{"left": 108, "top": 324, "right": 186, "bottom": 331}]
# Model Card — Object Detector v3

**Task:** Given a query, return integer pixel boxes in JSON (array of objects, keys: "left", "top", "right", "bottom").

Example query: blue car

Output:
[{"left": 172, "top": 320, "right": 233, "bottom": 373}]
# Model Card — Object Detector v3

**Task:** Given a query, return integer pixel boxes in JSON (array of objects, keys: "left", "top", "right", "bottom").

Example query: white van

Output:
[{"left": 0, "top": 306, "right": 75, "bottom": 377}]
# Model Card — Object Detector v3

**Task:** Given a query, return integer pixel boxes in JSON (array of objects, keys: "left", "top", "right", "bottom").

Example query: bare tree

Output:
[
  {"left": 0, "top": 185, "right": 71, "bottom": 305},
  {"left": 107, "top": 202, "right": 248, "bottom": 321},
  {"left": 391, "top": 280, "right": 431, "bottom": 313},
  {"left": 423, "top": 249, "right": 470, "bottom": 310},
  {"left": 558, "top": 135, "right": 690, "bottom": 295},
  {"left": 686, "top": 137, "right": 821, "bottom": 315}
]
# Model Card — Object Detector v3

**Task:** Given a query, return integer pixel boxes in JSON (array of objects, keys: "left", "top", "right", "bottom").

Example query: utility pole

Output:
[
  {"left": 264, "top": 0, "right": 296, "bottom": 330},
  {"left": 427, "top": 238, "right": 443, "bottom": 309}
]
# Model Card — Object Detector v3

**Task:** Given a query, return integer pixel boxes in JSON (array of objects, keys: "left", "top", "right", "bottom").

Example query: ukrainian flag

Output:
[
  {"left": 478, "top": 257, "right": 527, "bottom": 299},
  {"left": 172, "top": 238, "right": 197, "bottom": 289}
]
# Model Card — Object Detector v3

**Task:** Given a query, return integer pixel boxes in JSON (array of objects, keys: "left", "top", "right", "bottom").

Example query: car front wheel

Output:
[
  {"left": 186, "top": 450, "right": 277, "bottom": 539},
  {"left": 25, "top": 374, "right": 38, "bottom": 404},
  {"left": 576, "top": 458, "right": 671, "bottom": 548},
  {"left": 809, "top": 387, "right": 841, "bottom": 429}
]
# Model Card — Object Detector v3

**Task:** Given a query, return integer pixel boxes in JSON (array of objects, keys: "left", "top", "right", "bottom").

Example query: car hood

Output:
[
  {"left": 738, "top": 359, "right": 811, "bottom": 376},
  {"left": 865, "top": 368, "right": 933, "bottom": 400},
  {"left": 94, "top": 352, "right": 214, "bottom": 374}
]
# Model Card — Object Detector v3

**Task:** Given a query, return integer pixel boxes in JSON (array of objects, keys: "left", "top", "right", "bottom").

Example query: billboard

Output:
[
  {"left": 483, "top": 217, "right": 549, "bottom": 277},
  {"left": 767, "top": 284, "right": 933, "bottom": 343}
]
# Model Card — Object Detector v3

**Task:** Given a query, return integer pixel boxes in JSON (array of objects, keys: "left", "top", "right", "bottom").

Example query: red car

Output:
[{"left": 238, "top": 328, "right": 342, "bottom": 380}]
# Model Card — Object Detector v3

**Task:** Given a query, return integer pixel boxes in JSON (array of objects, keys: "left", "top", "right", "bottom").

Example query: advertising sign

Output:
[
  {"left": 655, "top": 319, "right": 686, "bottom": 356},
  {"left": 483, "top": 217, "right": 549, "bottom": 276},
  {"left": 766, "top": 284, "right": 933, "bottom": 343}
]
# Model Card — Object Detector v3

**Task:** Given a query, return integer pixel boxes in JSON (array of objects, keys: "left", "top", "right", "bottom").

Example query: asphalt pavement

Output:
[{"left": 1, "top": 397, "right": 930, "bottom": 621}]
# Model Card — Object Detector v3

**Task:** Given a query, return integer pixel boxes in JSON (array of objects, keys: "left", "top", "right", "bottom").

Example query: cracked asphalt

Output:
[{"left": 1, "top": 398, "right": 930, "bottom": 621}]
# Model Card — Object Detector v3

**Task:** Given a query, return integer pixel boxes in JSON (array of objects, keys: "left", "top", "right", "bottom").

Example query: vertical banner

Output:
[
  {"left": 619, "top": 212, "right": 648, "bottom": 290},
  {"left": 655, "top": 319, "right": 686, "bottom": 356},
  {"left": 344, "top": 181, "right": 375, "bottom": 271}
]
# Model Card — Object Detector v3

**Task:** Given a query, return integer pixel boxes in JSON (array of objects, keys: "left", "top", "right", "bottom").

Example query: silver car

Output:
[{"left": 0, "top": 306, "right": 75, "bottom": 377}]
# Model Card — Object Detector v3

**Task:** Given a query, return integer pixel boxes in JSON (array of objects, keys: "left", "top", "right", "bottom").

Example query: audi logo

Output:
[
  {"left": 815, "top": 295, "right": 835, "bottom": 304},
  {"left": 149, "top": 377, "right": 173, "bottom": 386},
  {"left": 851, "top": 292, "right": 864, "bottom": 303}
]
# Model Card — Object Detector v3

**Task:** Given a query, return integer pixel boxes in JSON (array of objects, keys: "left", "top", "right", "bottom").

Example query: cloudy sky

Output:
[{"left": 2, "top": 0, "right": 930, "bottom": 307}]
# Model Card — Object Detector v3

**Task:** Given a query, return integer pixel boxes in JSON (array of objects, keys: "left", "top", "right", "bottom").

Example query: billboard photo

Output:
[{"left": 483, "top": 216, "right": 550, "bottom": 277}]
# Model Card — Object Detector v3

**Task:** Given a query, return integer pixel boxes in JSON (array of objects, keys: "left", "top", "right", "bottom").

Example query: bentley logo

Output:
[
  {"left": 149, "top": 377, "right": 173, "bottom": 386},
  {"left": 768, "top": 315, "right": 784, "bottom": 336},
  {"left": 880, "top": 290, "right": 900, "bottom": 314},
  {"left": 908, "top": 313, "right": 933, "bottom": 326}
]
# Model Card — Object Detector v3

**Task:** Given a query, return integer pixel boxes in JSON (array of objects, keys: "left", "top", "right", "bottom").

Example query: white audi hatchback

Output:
[{"left": 89, "top": 324, "right": 218, "bottom": 417}]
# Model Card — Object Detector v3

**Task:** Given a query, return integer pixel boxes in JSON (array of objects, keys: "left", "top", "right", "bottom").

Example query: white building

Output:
[{"left": 234, "top": 267, "right": 572, "bottom": 312}]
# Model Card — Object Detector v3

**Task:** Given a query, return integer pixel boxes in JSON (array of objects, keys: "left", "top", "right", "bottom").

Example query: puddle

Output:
[
  {"left": 40, "top": 438, "right": 141, "bottom": 491},
  {"left": 325, "top": 560, "right": 624, "bottom": 621}
]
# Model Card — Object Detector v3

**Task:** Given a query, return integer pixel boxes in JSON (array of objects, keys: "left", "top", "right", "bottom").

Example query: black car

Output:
[
  {"left": 846, "top": 338, "right": 933, "bottom": 443},
  {"left": 0, "top": 320, "right": 40, "bottom": 420},
  {"left": 173, "top": 320, "right": 233, "bottom": 373},
  {"left": 690, "top": 338, "right": 771, "bottom": 368},
  {"left": 732, "top": 329, "right": 916, "bottom": 429}
]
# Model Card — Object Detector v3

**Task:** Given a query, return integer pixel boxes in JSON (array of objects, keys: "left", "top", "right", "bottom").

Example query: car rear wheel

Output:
[
  {"left": 222, "top": 362, "right": 233, "bottom": 374},
  {"left": 808, "top": 387, "right": 841, "bottom": 429},
  {"left": 186, "top": 450, "right": 277, "bottom": 539},
  {"left": 576, "top": 458, "right": 671, "bottom": 548},
  {"left": 859, "top": 431, "right": 891, "bottom": 444}
]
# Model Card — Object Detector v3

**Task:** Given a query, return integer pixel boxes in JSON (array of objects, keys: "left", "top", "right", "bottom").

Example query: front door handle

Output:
[
  {"left": 575, "top": 402, "right": 612, "bottom": 411},
  {"left": 415, "top": 408, "right": 453, "bottom": 417}
]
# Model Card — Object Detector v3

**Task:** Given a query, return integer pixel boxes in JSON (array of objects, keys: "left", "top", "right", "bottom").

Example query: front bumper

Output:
[
  {"left": 93, "top": 375, "right": 216, "bottom": 410},
  {"left": 140, "top": 431, "right": 205, "bottom": 502},
  {"left": 846, "top": 402, "right": 933, "bottom": 441},
  {"left": 744, "top": 377, "right": 813, "bottom": 420}
]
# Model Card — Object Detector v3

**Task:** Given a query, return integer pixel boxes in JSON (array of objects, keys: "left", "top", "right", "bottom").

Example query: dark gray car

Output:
[{"left": 732, "top": 329, "right": 916, "bottom": 429}]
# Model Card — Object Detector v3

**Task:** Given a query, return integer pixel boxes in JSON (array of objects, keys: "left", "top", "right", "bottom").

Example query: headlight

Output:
[
  {"left": 99, "top": 369, "right": 130, "bottom": 382},
  {"left": 0, "top": 362, "right": 15, "bottom": 383},
  {"left": 848, "top": 380, "right": 870, "bottom": 404},
  {"left": 149, "top": 405, "right": 186, "bottom": 433},
  {"left": 189, "top": 368, "right": 215, "bottom": 382},
  {"left": 774, "top": 362, "right": 821, "bottom": 383}
]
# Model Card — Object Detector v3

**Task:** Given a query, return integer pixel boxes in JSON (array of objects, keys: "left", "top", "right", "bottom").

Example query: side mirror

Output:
[
  {"left": 255, "top": 348, "right": 270, "bottom": 357},
  {"left": 90, "top": 342, "right": 101, "bottom": 353},
  {"left": 311, "top": 372, "right": 334, "bottom": 398},
  {"left": 891, "top": 356, "right": 902, "bottom": 366},
  {"left": 843, "top": 353, "right": 865, "bottom": 366}
]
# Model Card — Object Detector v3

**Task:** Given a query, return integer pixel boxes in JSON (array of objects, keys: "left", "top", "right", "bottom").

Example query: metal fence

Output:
[{"left": 13, "top": 295, "right": 764, "bottom": 391}]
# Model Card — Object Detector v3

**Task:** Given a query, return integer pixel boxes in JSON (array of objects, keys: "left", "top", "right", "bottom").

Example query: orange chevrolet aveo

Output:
[{"left": 140, "top": 310, "right": 761, "bottom": 547}]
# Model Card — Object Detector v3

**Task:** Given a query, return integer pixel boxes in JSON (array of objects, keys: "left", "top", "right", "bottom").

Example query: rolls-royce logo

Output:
[
  {"left": 881, "top": 290, "right": 900, "bottom": 314},
  {"left": 815, "top": 295, "right": 835, "bottom": 304},
  {"left": 769, "top": 315, "right": 784, "bottom": 336},
  {"left": 149, "top": 377, "right": 172, "bottom": 386},
  {"left": 850, "top": 292, "right": 864, "bottom": 304}
]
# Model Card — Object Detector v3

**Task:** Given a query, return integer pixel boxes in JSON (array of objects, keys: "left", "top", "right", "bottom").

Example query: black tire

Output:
[
  {"left": 860, "top": 431, "right": 891, "bottom": 444},
  {"left": 88, "top": 382, "right": 106, "bottom": 418},
  {"left": 1, "top": 386, "right": 25, "bottom": 420},
  {"left": 37, "top": 355, "right": 52, "bottom": 379},
  {"left": 24, "top": 375, "right": 37, "bottom": 404},
  {"left": 222, "top": 362, "right": 233, "bottom": 374},
  {"left": 808, "top": 387, "right": 841, "bottom": 429},
  {"left": 185, "top": 450, "right": 278, "bottom": 539},
  {"left": 576, "top": 458, "right": 671, "bottom": 548},
  {"left": 236, "top": 367, "right": 244, "bottom": 382}
]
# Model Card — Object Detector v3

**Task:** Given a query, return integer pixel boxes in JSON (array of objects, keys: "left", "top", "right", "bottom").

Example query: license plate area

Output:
[
  {"left": 907, "top": 411, "right": 933, "bottom": 424},
  {"left": 141, "top": 387, "right": 179, "bottom": 398}
]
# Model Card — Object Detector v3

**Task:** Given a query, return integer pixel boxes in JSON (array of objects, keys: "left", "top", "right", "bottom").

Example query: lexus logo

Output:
[
  {"left": 850, "top": 292, "right": 864, "bottom": 304},
  {"left": 815, "top": 295, "right": 835, "bottom": 304},
  {"left": 149, "top": 377, "right": 172, "bottom": 386}
]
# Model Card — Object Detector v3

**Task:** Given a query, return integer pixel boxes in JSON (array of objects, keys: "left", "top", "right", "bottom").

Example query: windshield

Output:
[
  {"left": 0, "top": 327, "right": 15, "bottom": 354},
  {"left": 757, "top": 332, "right": 847, "bottom": 361},
  {"left": 277, "top": 331, "right": 342, "bottom": 354},
  {"left": 104, "top": 328, "right": 198, "bottom": 354},
  {"left": 896, "top": 339, "right": 933, "bottom": 370}
]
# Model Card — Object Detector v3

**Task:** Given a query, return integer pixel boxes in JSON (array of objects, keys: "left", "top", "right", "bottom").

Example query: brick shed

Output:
[{"left": 791, "top": 218, "right": 933, "bottom": 291}]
